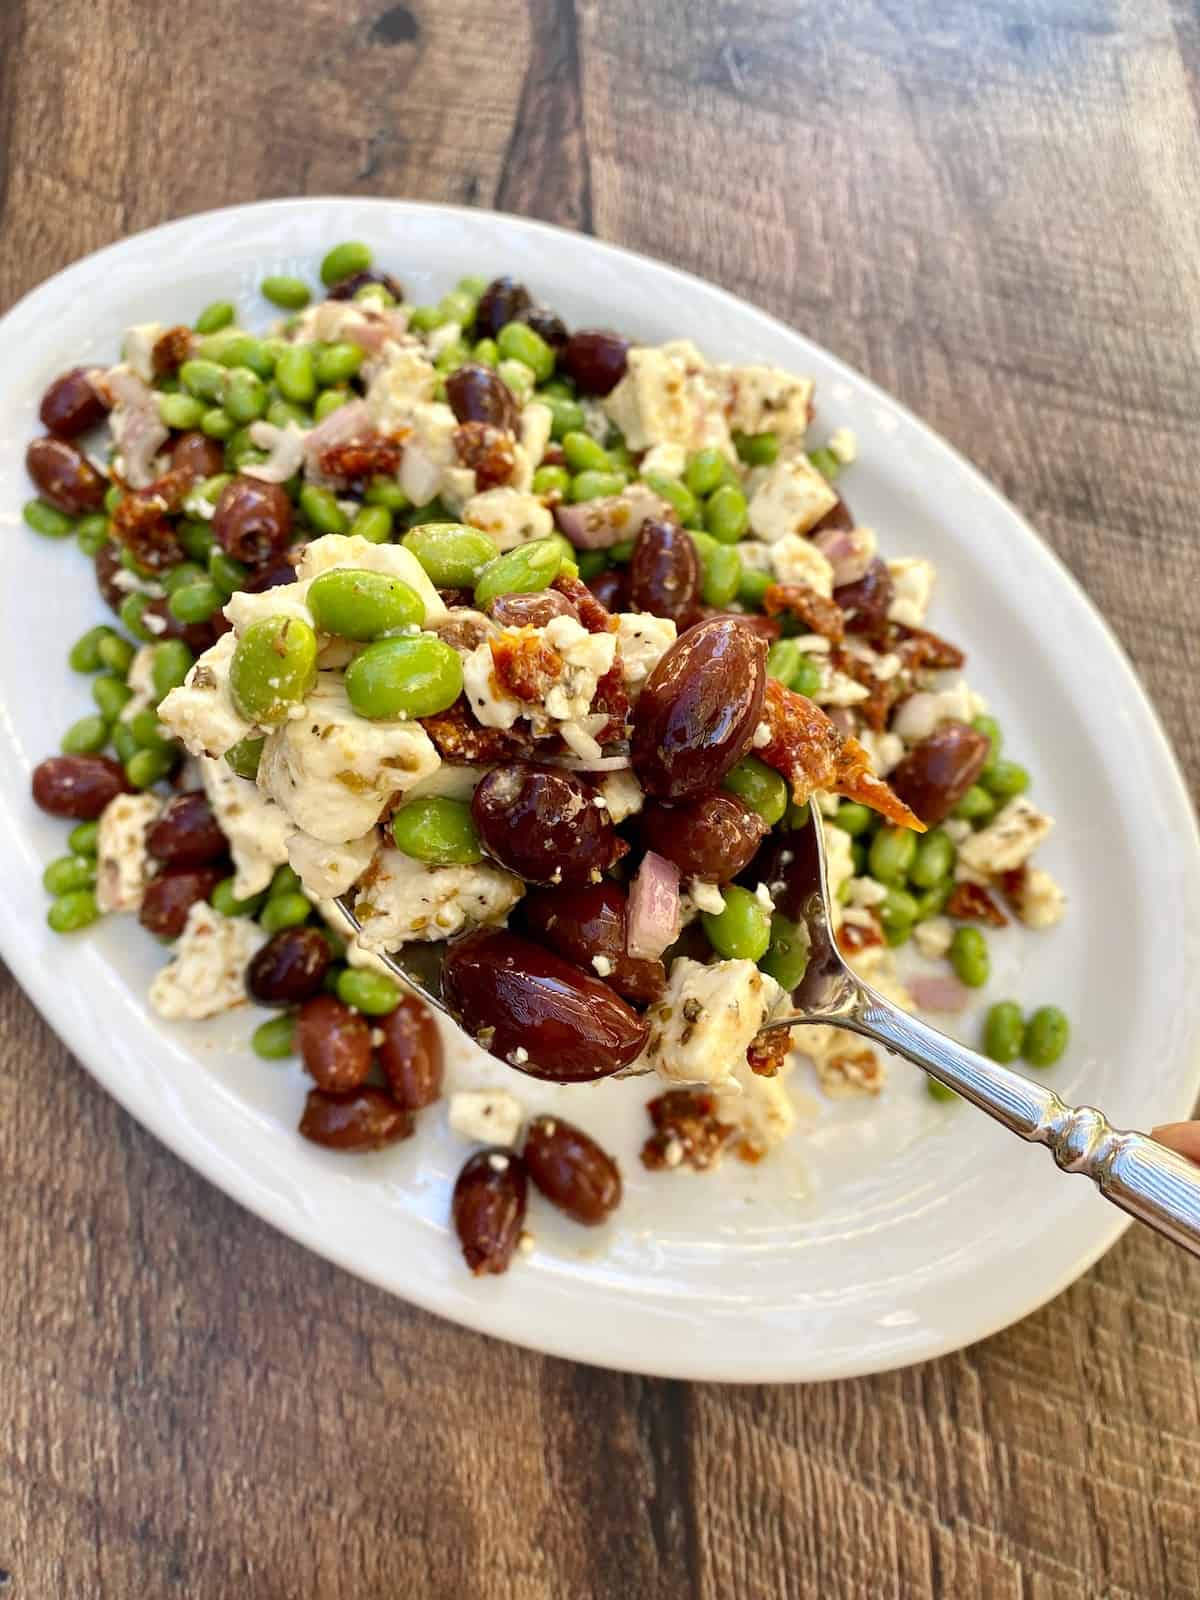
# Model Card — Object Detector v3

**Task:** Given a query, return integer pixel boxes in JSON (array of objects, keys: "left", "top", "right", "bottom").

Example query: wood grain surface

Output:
[{"left": 3, "top": 1, "right": 1200, "bottom": 1595}]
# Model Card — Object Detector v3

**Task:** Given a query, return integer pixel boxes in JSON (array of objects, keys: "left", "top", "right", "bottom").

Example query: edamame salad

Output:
[{"left": 25, "top": 240, "right": 1069, "bottom": 1273}]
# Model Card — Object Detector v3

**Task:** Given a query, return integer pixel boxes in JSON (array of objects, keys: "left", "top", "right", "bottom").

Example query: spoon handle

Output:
[{"left": 834, "top": 985, "right": 1200, "bottom": 1259}]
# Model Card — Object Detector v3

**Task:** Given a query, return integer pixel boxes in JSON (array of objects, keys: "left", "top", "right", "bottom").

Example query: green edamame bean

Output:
[
  {"left": 497, "top": 358, "right": 536, "bottom": 404},
  {"left": 532, "top": 465, "right": 571, "bottom": 498},
  {"left": 914, "top": 883, "right": 952, "bottom": 920},
  {"left": 127, "top": 708, "right": 172, "bottom": 751},
  {"left": 224, "top": 426, "right": 266, "bottom": 472},
  {"left": 737, "top": 569, "right": 772, "bottom": 610},
  {"left": 307, "top": 568, "right": 424, "bottom": 640},
  {"left": 570, "top": 470, "right": 626, "bottom": 502},
  {"left": 336, "top": 968, "right": 402, "bottom": 1016},
  {"left": 950, "top": 925, "right": 990, "bottom": 988},
  {"left": 851, "top": 840, "right": 868, "bottom": 875},
  {"left": 402, "top": 522, "right": 496, "bottom": 588},
  {"left": 252, "top": 1013, "right": 297, "bottom": 1059},
  {"left": 909, "top": 828, "right": 955, "bottom": 889},
  {"left": 759, "top": 913, "right": 809, "bottom": 991},
  {"left": 408, "top": 305, "right": 446, "bottom": 333},
  {"left": 103, "top": 484, "right": 123, "bottom": 516},
  {"left": 542, "top": 393, "right": 586, "bottom": 441},
  {"left": 497, "top": 321, "right": 555, "bottom": 382},
  {"left": 685, "top": 447, "right": 727, "bottom": 499},
  {"left": 1023, "top": 1005, "right": 1069, "bottom": 1068},
  {"left": 208, "top": 546, "right": 249, "bottom": 599},
  {"left": 221, "top": 367, "right": 267, "bottom": 424},
  {"left": 266, "top": 398, "right": 312, "bottom": 431},
  {"left": 92, "top": 672, "right": 132, "bottom": 720},
  {"left": 119, "top": 545, "right": 155, "bottom": 579},
  {"left": 75, "top": 515, "right": 109, "bottom": 557},
  {"left": 259, "top": 892, "right": 312, "bottom": 935},
  {"left": 47, "top": 888, "right": 100, "bottom": 933},
  {"left": 96, "top": 633, "right": 135, "bottom": 675},
  {"left": 926, "top": 1077, "right": 958, "bottom": 1103},
  {"left": 162, "top": 562, "right": 206, "bottom": 596},
  {"left": 344, "top": 635, "right": 463, "bottom": 721},
  {"left": 118, "top": 593, "right": 155, "bottom": 643},
  {"left": 225, "top": 736, "right": 265, "bottom": 781},
  {"left": 879, "top": 887, "right": 919, "bottom": 931},
  {"left": 159, "top": 393, "right": 207, "bottom": 430},
  {"left": 24, "top": 499, "right": 74, "bottom": 539},
  {"left": 954, "top": 785, "right": 996, "bottom": 823},
  {"left": 68, "top": 821, "right": 100, "bottom": 856},
  {"left": 807, "top": 447, "right": 841, "bottom": 481},
  {"left": 983, "top": 1001, "right": 1025, "bottom": 1064},
  {"left": 229, "top": 616, "right": 319, "bottom": 723},
  {"left": 733, "top": 430, "right": 779, "bottom": 466},
  {"left": 274, "top": 343, "right": 317, "bottom": 405},
  {"left": 608, "top": 440, "right": 634, "bottom": 475},
  {"left": 299, "top": 484, "right": 349, "bottom": 537},
  {"left": 702, "top": 884, "right": 773, "bottom": 962},
  {"left": 355, "top": 283, "right": 395, "bottom": 308},
  {"left": 210, "top": 876, "right": 267, "bottom": 918},
  {"left": 151, "top": 639, "right": 194, "bottom": 700},
  {"left": 320, "top": 241, "right": 373, "bottom": 287},
  {"left": 562, "top": 431, "right": 611, "bottom": 474},
  {"left": 261, "top": 275, "right": 311, "bottom": 310},
  {"left": 126, "top": 746, "right": 175, "bottom": 789},
  {"left": 973, "top": 714, "right": 1002, "bottom": 765},
  {"left": 982, "top": 759, "right": 1029, "bottom": 799},
  {"left": 642, "top": 471, "right": 700, "bottom": 528},
  {"left": 765, "top": 638, "right": 803, "bottom": 686},
  {"left": 704, "top": 483, "right": 749, "bottom": 544},
  {"left": 792, "top": 655, "right": 823, "bottom": 698},
  {"left": 434, "top": 339, "right": 471, "bottom": 376},
  {"left": 69, "top": 625, "right": 116, "bottom": 674},
  {"left": 348, "top": 504, "right": 392, "bottom": 546},
  {"left": 787, "top": 800, "right": 811, "bottom": 831},
  {"left": 831, "top": 801, "right": 873, "bottom": 837},
  {"left": 364, "top": 476, "right": 410, "bottom": 512},
  {"left": 439, "top": 288, "right": 477, "bottom": 327},
  {"left": 609, "top": 538, "right": 635, "bottom": 564},
  {"left": 216, "top": 335, "right": 275, "bottom": 378},
  {"left": 194, "top": 300, "right": 235, "bottom": 335},
  {"left": 43, "top": 853, "right": 96, "bottom": 895},
  {"left": 472, "top": 337, "right": 498, "bottom": 368},
  {"left": 271, "top": 865, "right": 302, "bottom": 898},
  {"left": 722, "top": 756, "right": 788, "bottom": 825},
  {"left": 177, "top": 520, "right": 215, "bottom": 564},
  {"left": 179, "top": 359, "right": 225, "bottom": 400},
  {"left": 61, "top": 715, "right": 109, "bottom": 755},
  {"left": 312, "top": 387, "right": 350, "bottom": 422},
  {"left": 575, "top": 549, "right": 608, "bottom": 581},
  {"left": 111, "top": 723, "right": 138, "bottom": 764},
  {"left": 699, "top": 543, "right": 741, "bottom": 607},
  {"left": 869, "top": 825, "right": 918, "bottom": 884},
  {"left": 457, "top": 274, "right": 488, "bottom": 300},
  {"left": 201, "top": 407, "right": 235, "bottom": 440},
  {"left": 169, "top": 579, "right": 223, "bottom": 625},
  {"left": 313, "top": 341, "right": 363, "bottom": 387},
  {"left": 391, "top": 797, "right": 483, "bottom": 865},
  {"left": 474, "top": 538, "right": 563, "bottom": 608}
]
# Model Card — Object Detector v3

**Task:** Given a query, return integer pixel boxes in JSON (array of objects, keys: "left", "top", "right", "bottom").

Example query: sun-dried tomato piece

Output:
[
  {"left": 837, "top": 916, "right": 883, "bottom": 954},
  {"left": 152, "top": 325, "right": 193, "bottom": 377},
  {"left": 110, "top": 490, "right": 184, "bottom": 571},
  {"left": 489, "top": 628, "right": 563, "bottom": 702},
  {"left": 591, "top": 660, "right": 630, "bottom": 743},
  {"left": 945, "top": 881, "right": 1009, "bottom": 927},
  {"left": 318, "top": 437, "right": 402, "bottom": 482},
  {"left": 641, "top": 1088, "right": 736, "bottom": 1172},
  {"left": 763, "top": 581, "right": 845, "bottom": 642},
  {"left": 895, "top": 623, "right": 965, "bottom": 673},
  {"left": 553, "top": 573, "right": 618, "bottom": 634},
  {"left": 421, "top": 698, "right": 539, "bottom": 764},
  {"left": 746, "top": 1026, "right": 789, "bottom": 1078},
  {"left": 453, "top": 421, "right": 516, "bottom": 490}
]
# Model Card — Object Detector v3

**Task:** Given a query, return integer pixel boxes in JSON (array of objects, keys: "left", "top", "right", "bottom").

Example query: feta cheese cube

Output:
[
  {"left": 913, "top": 915, "right": 954, "bottom": 960},
  {"left": 122, "top": 322, "right": 165, "bottom": 383},
  {"left": 120, "top": 645, "right": 158, "bottom": 724},
  {"left": 223, "top": 579, "right": 315, "bottom": 637},
  {"left": 710, "top": 364, "right": 814, "bottom": 442},
  {"left": 715, "top": 1057, "right": 797, "bottom": 1156},
  {"left": 616, "top": 612, "right": 676, "bottom": 693},
  {"left": 602, "top": 340, "right": 734, "bottom": 457},
  {"left": 287, "top": 829, "right": 378, "bottom": 900},
  {"left": 463, "top": 487, "right": 554, "bottom": 551},
  {"left": 638, "top": 957, "right": 784, "bottom": 1087},
  {"left": 748, "top": 455, "right": 839, "bottom": 542},
  {"left": 149, "top": 902, "right": 267, "bottom": 1021},
  {"left": 957, "top": 797, "right": 1054, "bottom": 878},
  {"left": 640, "top": 442, "right": 688, "bottom": 478},
  {"left": 891, "top": 680, "right": 984, "bottom": 744},
  {"left": 94, "top": 792, "right": 162, "bottom": 913},
  {"left": 599, "top": 769, "right": 644, "bottom": 823},
  {"left": 200, "top": 754, "right": 294, "bottom": 899},
  {"left": 365, "top": 344, "right": 439, "bottom": 428},
  {"left": 448, "top": 1090, "right": 524, "bottom": 1147},
  {"left": 158, "top": 632, "right": 255, "bottom": 761},
  {"left": 886, "top": 558, "right": 936, "bottom": 629},
  {"left": 351, "top": 848, "right": 523, "bottom": 947},
  {"left": 768, "top": 532, "right": 835, "bottom": 595},
  {"left": 1007, "top": 866, "right": 1066, "bottom": 929}
]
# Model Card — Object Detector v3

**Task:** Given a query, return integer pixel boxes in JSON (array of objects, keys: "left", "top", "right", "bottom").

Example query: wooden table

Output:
[{"left": 3, "top": 1, "right": 1199, "bottom": 1594}]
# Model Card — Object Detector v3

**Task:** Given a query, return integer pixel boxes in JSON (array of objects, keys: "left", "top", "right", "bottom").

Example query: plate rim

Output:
[{"left": 2, "top": 195, "right": 1197, "bottom": 1381}]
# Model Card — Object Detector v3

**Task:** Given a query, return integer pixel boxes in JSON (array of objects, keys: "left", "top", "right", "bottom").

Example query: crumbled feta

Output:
[
  {"left": 110, "top": 566, "right": 165, "bottom": 598},
  {"left": 223, "top": 580, "right": 315, "bottom": 636},
  {"left": 687, "top": 879, "right": 727, "bottom": 915},
  {"left": 257, "top": 672, "right": 440, "bottom": 844},
  {"left": 292, "top": 300, "right": 375, "bottom": 348},
  {"left": 520, "top": 402, "right": 553, "bottom": 471},
  {"left": 616, "top": 612, "right": 676, "bottom": 693},
  {"left": 942, "top": 818, "right": 972, "bottom": 847},
  {"left": 913, "top": 915, "right": 955, "bottom": 959},
  {"left": 463, "top": 487, "right": 554, "bottom": 551},
  {"left": 891, "top": 681, "right": 985, "bottom": 743},
  {"left": 1007, "top": 866, "right": 1066, "bottom": 929},
  {"left": 94, "top": 792, "right": 161, "bottom": 913},
  {"left": 599, "top": 769, "right": 644, "bottom": 823},
  {"left": 828, "top": 427, "right": 857, "bottom": 465},
  {"left": 886, "top": 558, "right": 936, "bottom": 629},
  {"left": 463, "top": 616, "right": 617, "bottom": 732},
  {"left": 823, "top": 823, "right": 855, "bottom": 913},
  {"left": 640, "top": 441, "right": 688, "bottom": 478},
  {"left": 856, "top": 728, "right": 904, "bottom": 776},
  {"left": 710, "top": 364, "right": 814, "bottom": 442},
  {"left": 365, "top": 344, "right": 439, "bottom": 427},
  {"left": 579, "top": 397, "right": 610, "bottom": 443},
  {"left": 200, "top": 754, "right": 293, "bottom": 898},
  {"left": 715, "top": 1057, "right": 797, "bottom": 1156},
  {"left": 352, "top": 849, "right": 523, "bottom": 947},
  {"left": 101, "top": 364, "right": 168, "bottom": 489},
  {"left": 448, "top": 1089, "right": 524, "bottom": 1147},
  {"left": 426, "top": 319, "right": 462, "bottom": 359},
  {"left": 814, "top": 1046, "right": 885, "bottom": 1100},
  {"left": 149, "top": 901, "right": 266, "bottom": 1021},
  {"left": 287, "top": 828, "right": 376, "bottom": 900},
  {"left": 120, "top": 645, "right": 158, "bottom": 724},
  {"left": 754, "top": 881, "right": 776, "bottom": 912},
  {"left": 405, "top": 762, "right": 490, "bottom": 803},
  {"left": 957, "top": 797, "right": 1054, "bottom": 879},
  {"left": 592, "top": 954, "right": 614, "bottom": 977},
  {"left": 767, "top": 533, "right": 836, "bottom": 595},
  {"left": 123, "top": 322, "right": 165, "bottom": 383},
  {"left": 816, "top": 668, "right": 870, "bottom": 708},
  {"left": 295, "top": 533, "right": 446, "bottom": 623},
  {"left": 638, "top": 958, "right": 784, "bottom": 1087},
  {"left": 846, "top": 876, "right": 887, "bottom": 909},
  {"left": 736, "top": 539, "right": 775, "bottom": 574},
  {"left": 748, "top": 455, "right": 838, "bottom": 543},
  {"left": 602, "top": 340, "right": 734, "bottom": 457},
  {"left": 158, "top": 632, "right": 255, "bottom": 761}
]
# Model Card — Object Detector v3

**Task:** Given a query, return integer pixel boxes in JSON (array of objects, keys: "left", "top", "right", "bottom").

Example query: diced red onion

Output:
[
  {"left": 814, "top": 527, "right": 873, "bottom": 587},
  {"left": 554, "top": 483, "right": 672, "bottom": 549},
  {"left": 244, "top": 421, "right": 307, "bottom": 484},
  {"left": 99, "top": 366, "right": 168, "bottom": 489},
  {"left": 909, "top": 974, "right": 972, "bottom": 1014},
  {"left": 301, "top": 399, "right": 373, "bottom": 484},
  {"left": 346, "top": 309, "right": 410, "bottom": 355},
  {"left": 626, "top": 851, "right": 681, "bottom": 960}
]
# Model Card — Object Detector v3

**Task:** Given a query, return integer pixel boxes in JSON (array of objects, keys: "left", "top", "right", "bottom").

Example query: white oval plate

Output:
[{"left": 1, "top": 199, "right": 1197, "bottom": 1382}]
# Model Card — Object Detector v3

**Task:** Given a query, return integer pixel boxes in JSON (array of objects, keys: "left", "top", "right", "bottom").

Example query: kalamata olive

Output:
[
  {"left": 475, "top": 276, "right": 533, "bottom": 339},
  {"left": 139, "top": 865, "right": 226, "bottom": 939},
  {"left": 94, "top": 542, "right": 124, "bottom": 611},
  {"left": 587, "top": 568, "right": 629, "bottom": 612},
  {"left": 444, "top": 363, "right": 519, "bottom": 432},
  {"left": 213, "top": 475, "right": 293, "bottom": 565},
  {"left": 631, "top": 616, "right": 767, "bottom": 802},
  {"left": 833, "top": 558, "right": 893, "bottom": 638},
  {"left": 487, "top": 588, "right": 577, "bottom": 628},
  {"left": 629, "top": 518, "right": 702, "bottom": 628},
  {"left": 299, "top": 1087, "right": 414, "bottom": 1151},
  {"left": 639, "top": 792, "right": 767, "bottom": 882},
  {"left": 376, "top": 992, "right": 444, "bottom": 1109},
  {"left": 32, "top": 754, "right": 130, "bottom": 819},
  {"left": 442, "top": 928, "right": 648, "bottom": 1081},
  {"left": 26, "top": 436, "right": 106, "bottom": 515},
  {"left": 39, "top": 367, "right": 106, "bottom": 438},
  {"left": 523, "top": 1115, "right": 622, "bottom": 1225},
  {"left": 452, "top": 1148, "right": 528, "bottom": 1275},
  {"left": 521, "top": 881, "right": 666, "bottom": 1004},
  {"left": 325, "top": 269, "right": 405, "bottom": 302},
  {"left": 471, "top": 763, "right": 623, "bottom": 887},
  {"left": 522, "top": 305, "right": 568, "bottom": 351},
  {"left": 169, "top": 430, "right": 225, "bottom": 482},
  {"left": 246, "top": 926, "right": 332, "bottom": 1005},
  {"left": 812, "top": 495, "right": 854, "bottom": 534},
  {"left": 888, "top": 721, "right": 991, "bottom": 826},
  {"left": 145, "top": 791, "right": 226, "bottom": 867},
  {"left": 295, "top": 994, "right": 372, "bottom": 1091},
  {"left": 562, "top": 330, "right": 630, "bottom": 396}
]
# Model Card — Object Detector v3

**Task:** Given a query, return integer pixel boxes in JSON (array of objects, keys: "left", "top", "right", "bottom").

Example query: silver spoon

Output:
[{"left": 334, "top": 811, "right": 1200, "bottom": 1259}]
